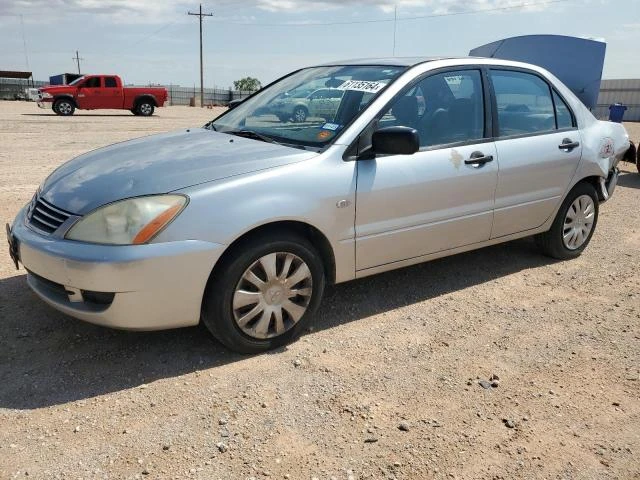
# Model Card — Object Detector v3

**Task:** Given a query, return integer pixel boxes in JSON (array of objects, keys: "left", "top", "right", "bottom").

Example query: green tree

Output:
[{"left": 233, "top": 77, "right": 262, "bottom": 92}]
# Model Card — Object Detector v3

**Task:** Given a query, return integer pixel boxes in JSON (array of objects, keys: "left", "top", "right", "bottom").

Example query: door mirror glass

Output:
[
  {"left": 228, "top": 99, "right": 242, "bottom": 110},
  {"left": 371, "top": 126, "right": 419, "bottom": 155}
]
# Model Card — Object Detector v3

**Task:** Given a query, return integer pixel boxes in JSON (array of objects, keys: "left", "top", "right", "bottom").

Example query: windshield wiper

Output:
[{"left": 225, "top": 129, "right": 280, "bottom": 145}]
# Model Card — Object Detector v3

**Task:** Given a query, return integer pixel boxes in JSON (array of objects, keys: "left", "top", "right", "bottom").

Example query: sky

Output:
[{"left": 0, "top": 0, "right": 639, "bottom": 88}]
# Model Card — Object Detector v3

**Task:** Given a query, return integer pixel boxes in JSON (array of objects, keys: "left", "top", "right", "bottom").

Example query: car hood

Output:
[
  {"left": 41, "top": 128, "right": 317, "bottom": 214},
  {"left": 40, "top": 86, "right": 74, "bottom": 94}
]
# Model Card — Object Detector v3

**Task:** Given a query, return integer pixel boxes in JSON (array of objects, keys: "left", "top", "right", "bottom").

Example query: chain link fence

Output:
[
  {"left": 163, "top": 85, "right": 253, "bottom": 106},
  {"left": 1, "top": 78, "right": 253, "bottom": 106}
]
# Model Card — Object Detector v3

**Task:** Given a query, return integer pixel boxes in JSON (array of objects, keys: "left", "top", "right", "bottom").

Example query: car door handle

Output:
[
  {"left": 558, "top": 139, "right": 580, "bottom": 151},
  {"left": 464, "top": 152, "right": 494, "bottom": 166}
]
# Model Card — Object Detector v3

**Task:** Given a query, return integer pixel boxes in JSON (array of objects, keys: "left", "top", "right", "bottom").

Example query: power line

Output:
[
  {"left": 188, "top": 4, "right": 214, "bottom": 108},
  {"left": 211, "top": 0, "right": 572, "bottom": 26}
]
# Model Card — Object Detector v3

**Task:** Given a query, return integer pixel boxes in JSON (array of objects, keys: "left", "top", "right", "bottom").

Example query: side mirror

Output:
[
  {"left": 371, "top": 126, "right": 419, "bottom": 156},
  {"left": 228, "top": 99, "right": 243, "bottom": 110}
]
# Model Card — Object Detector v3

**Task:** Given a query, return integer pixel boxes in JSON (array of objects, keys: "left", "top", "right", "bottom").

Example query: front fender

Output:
[{"left": 154, "top": 149, "right": 358, "bottom": 283}]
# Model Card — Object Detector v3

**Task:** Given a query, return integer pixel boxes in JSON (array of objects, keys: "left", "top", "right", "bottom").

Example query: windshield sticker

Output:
[
  {"left": 321, "top": 123, "right": 341, "bottom": 131},
  {"left": 337, "top": 80, "right": 386, "bottom": 94},
  {"left": 317, "top": 130, "right": 334, "bottom": 140}
]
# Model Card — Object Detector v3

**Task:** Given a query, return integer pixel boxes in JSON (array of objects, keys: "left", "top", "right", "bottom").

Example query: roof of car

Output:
[{"left": 317, "top": 57, "right": 454, "bottom": 67}]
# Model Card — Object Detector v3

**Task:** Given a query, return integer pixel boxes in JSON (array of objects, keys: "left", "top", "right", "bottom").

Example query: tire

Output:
[
  {"left": 535, "top": 182, "right": 599, "bottom": 260},
  {"left": 53, "top": 98, "right": 75, "bottom": 116},
  {"left": 136, "top": 100, "right": 155, "bottom": 116},
  {"left": 292, "top": 106, "right": 307, "bottom": 123},
  {"left": 130, "top": 109, "right": 138, "bottom": 115},
  {"left": 201, "top": 233, "right": 325, "bottom": 354}
]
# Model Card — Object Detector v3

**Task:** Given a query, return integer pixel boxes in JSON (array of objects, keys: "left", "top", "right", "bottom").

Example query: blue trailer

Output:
[{"left": 48, "top": 73, "right": 83, "bottom": 86}]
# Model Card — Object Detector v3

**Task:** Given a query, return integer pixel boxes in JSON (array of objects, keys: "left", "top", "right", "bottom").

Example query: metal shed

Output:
[
  {"left": 0, "top": 70, "right": 34, "bottom": 100},
  {"left": 593, "top": 79, "right": 640, "bottom": 122}
]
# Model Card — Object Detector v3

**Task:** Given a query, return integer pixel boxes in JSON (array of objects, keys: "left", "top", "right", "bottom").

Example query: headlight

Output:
[
  {"left": 65, "top": 195, "right": 187, "bottom": 245},
  {"left": 40, "top": 92, "right": 52, "bottom": 99}
]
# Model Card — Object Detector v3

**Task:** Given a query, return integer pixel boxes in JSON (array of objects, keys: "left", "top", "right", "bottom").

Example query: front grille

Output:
[{"left": 28, "top": 196, "right": 71, "bottom": 234}]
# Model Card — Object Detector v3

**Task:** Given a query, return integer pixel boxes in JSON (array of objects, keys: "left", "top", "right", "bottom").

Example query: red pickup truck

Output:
[{"left": 37, "top": 74, "right": 168, "bottom": 116}]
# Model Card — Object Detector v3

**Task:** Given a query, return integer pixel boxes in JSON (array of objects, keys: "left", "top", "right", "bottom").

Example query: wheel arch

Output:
[
  {"left": 210, "top": 220, "right": 336, "bottom": 286},
  {"left": 53, "top": 95, "right": 77, "bottom": 107},
  {"left": 134, "top": 94, "right": 157, "bottom": 108},
  {"left": 293, "top": 103, "right": 308, "bottom": 113},
  {"left": 578, "top": 175, "right": 606, "bottom": 202}
]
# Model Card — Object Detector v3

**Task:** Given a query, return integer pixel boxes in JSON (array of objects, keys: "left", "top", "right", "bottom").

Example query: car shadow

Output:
[
  {"left": 617, "top": 170, "right": 640, "bottom": 189},
  {"left": 0, "top": 238, "right": 554, "bottom": 410},
  {"left": 21, "top": 113, "right": 137, "bottom": 117}
]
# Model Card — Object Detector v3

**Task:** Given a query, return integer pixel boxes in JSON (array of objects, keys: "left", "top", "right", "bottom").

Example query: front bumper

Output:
[
  {"left": 9, "top": 206, "right": 225, "bottom": 330},
  {"left": 37, "top": 99, "right": 52, "bottom": 109}
]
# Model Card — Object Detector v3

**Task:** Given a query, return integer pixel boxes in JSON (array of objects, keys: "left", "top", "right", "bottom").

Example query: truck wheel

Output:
[
  {"left": 136, "top": 101, "right": 154, "bottom": 116},
  {"left": 54, "top": 99, "right": 75, "bottom": 116},
  {"left": 535, "top": 182, "right": 599, "bottom": 260},
  {"left": 130, "top": 109, "right": 138, "bottom": 115}
]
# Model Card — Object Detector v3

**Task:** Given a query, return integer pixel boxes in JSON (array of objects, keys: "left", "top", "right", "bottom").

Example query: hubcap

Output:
[
  {"left": 59, "top": 102, "right": 71, "bottom": 114},
  {"left": 294, "top": 108, "right": 306, "bottom": 122},
  {"left": 140, "top": 104, "right": 152, "bottom": 114},
  {"left": 563, "top": 194, "right": 595, "bottom": 250},
  {"left": 232, "top": 252, "right": 313, "bottom": 339}
]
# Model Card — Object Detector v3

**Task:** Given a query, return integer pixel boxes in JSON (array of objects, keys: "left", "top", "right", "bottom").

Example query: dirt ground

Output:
[{"left": 0, "top": 101, "right": 638, "bottom": 480}]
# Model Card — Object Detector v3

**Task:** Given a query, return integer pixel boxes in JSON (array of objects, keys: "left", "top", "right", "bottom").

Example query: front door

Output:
[
  {"left": 488, "top": 69, "right": 583, "bottom": 238},
  {"left": 355, "top": 68, "right": 498, "bottom": 272},
  {"left": 76, "top": 76, "right": 103, "bottom": 109}
]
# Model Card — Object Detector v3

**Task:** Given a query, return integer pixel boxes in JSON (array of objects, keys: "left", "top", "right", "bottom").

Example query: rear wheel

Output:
[
  {"left": 201, "top": 233, "right": 325, "bottom": 354},
  {"left": 535, "top": 182, "right": 599, "bottom": 259},
  {"left": 136, "top": 101, "right": 155, "bottom": 116},
  {"left": 53, "top": 98, "right": 75, "bottom": 116},
  {"left": 292, "top": 106, "right": 307, "bottom": 123}
]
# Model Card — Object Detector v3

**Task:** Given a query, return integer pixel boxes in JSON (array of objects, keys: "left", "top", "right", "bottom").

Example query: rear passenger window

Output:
[
  {"left": 490, "top": 70, "right": 555, "bottom": 136},
  {"left": 553, "top": 91, "right": 574, "bottom": 129},
  {"left": 104, "top": 77, "right": 117, "bottom": 88}
]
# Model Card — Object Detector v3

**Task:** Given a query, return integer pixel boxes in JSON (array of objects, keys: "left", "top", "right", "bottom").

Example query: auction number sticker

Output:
[{"left": 337, "top": 80, "right": 386, "bottom": 93}]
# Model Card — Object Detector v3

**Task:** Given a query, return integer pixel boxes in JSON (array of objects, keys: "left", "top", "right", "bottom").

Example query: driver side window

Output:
[
  {"left": 380, "top": 69, "right": 485, "bottom": 148},
  {"left": 83, "top": 77, "right": 101, "bottom": 88}
]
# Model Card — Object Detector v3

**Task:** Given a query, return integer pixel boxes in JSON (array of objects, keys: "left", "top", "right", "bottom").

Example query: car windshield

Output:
[
  {"left": 207, "top": 65, "right": 407, "bottom": 149},
  {"left": 68, "top": 76, "right": 85, "bottom": 86}
]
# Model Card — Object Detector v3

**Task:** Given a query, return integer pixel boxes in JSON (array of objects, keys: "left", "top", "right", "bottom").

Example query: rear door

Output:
[
  {"left": 102, "top": 76, "right": 123, "bottom": 109},
  {"left": 76, "top": 76, "right": 103, "bottom": 109},
  {"left": 489, "top": 69, "right": 582, "bottom": 238},
  {"left": 355, "top": 68, "right": 498, "bottom": 271}
]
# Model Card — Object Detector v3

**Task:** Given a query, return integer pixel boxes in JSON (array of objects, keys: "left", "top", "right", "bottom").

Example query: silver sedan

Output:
[{"left": 7, "top": 57, "right": 630, "bottom": 353}]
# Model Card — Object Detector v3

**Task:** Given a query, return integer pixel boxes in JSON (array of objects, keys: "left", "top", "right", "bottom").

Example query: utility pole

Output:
[
  {"left": 188, "top": 4, "right": 213, "bottom": 107},
  {"left": 392, "top": 5, "right": 397, "bottom": 56},
  {"left": 73, "top": 50, "right": 83, "bottom": 74}
]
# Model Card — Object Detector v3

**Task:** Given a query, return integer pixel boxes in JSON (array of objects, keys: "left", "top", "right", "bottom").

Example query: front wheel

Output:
[
  {"left": 535, "top": 182, "right": 599, "bottom": 260},
  {"left": 202, "top": 234, "right": 325, "bottom": 354},
  {"left": 53, "top": 99, "right": 75, "bottom": 116}
]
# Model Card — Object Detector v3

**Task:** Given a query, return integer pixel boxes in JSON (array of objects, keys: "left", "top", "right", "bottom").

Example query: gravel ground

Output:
[{"left": 1, "top": 102, "right": 639, "bottom": 479}]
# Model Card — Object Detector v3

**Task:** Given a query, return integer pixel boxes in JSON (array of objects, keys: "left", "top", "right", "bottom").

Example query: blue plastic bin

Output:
[{"left": 608, "top": 103, "right": 627, "bottom": 123}]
